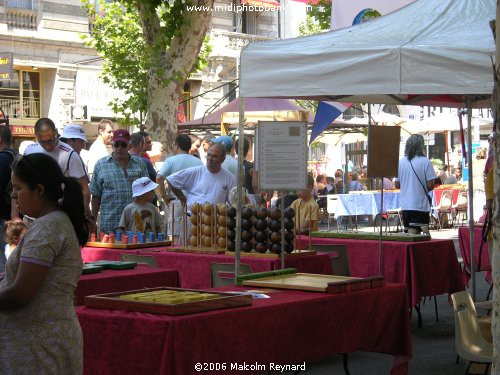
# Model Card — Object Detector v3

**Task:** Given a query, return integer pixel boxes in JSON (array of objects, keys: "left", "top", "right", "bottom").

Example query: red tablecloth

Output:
[
  {"left": 77, "top": 284, "right": 411, "bottom": 375},
  {"left": 82, "top": 247, "right": 333, "bottom": 289},
  {"left": 76, "top": 265, "right": 179, "bottom": 305},
  {"left": 298, "top": 236, "right": 464, "bottom": 307},
  {"left": 458, "top": 226, "right": 491, "bottom": 285}
]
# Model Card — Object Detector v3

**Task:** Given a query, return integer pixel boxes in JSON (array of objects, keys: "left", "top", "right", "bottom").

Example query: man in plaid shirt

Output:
[{"left": 90, "top": 129, "right": 148, "bottom": 233}]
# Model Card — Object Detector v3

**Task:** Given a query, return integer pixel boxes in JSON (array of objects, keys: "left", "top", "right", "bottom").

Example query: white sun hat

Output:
[
  {"left": 61, "top": 124, "right": 87, "bottom": 141},
  {"left": 132, "top": 177, "right": 159, "bottom": 197}
]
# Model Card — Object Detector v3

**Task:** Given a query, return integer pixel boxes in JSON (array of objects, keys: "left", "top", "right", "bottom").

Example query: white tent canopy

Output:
[{"left": 240, "top": 0, "right": 495, "bottom": 107}]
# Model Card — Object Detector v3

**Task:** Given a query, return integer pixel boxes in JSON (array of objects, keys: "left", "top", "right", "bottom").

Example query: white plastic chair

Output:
[{"left": 451, "top": 291, "right": 492, "bottom": 374}]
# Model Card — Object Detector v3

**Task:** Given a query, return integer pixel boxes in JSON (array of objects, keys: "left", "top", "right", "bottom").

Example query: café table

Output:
[
  {"left": 77, "top": 284, "right": 411, "bottom": 375},
  {"left": 298, "top": 235, "right": 464, "bottom": 308},
  {"left": 458, "top": 226, "right": 491, "bottom": 285},
  {"left": 334, "top": 190, "right": 400, "bottom": 218},
  {"left": 82, "top": 247, "right": 333, "bottom": 289},
  {"left": 76, "top": 264, "right": 179, "bottom": 305}
]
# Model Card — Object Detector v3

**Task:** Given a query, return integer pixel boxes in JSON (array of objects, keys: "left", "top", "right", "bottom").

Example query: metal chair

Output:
[
  {"left": 384, "top": 208, "right": 403, "bottom": 232},
  {"left": 310, "top": 244, "right": 350, "bottom": 276},
  {"left": 432, "top": 190, "right": 453, "bottom": 229},
  {"left": 210, "top": 263, "right": 253, "bottom": 287},
  {"left": 451, "top": 291, "right": 492, "bottom": 374},
  {"left": 120, "top": 254, "right": 158, "bottom": 268},
  {"left": 326, "top": 195, "right": 340, "bottom": 231}
]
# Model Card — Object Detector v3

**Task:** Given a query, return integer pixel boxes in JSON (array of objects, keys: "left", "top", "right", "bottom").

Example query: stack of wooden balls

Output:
[
  {"left": 189, "top": 203, "right": 228, "bottom": 249},
  {"left": 253, "top": 207, "right": 269, "bottom": 253},
  {"left": 241, "top": 206, "right": 254, "bottom": 252},
  {"left": 226, "top": 206, "right": 237, "bottom": 251},
  {"left": 216, "top": 204, "right": 228, "bottom": 249}
]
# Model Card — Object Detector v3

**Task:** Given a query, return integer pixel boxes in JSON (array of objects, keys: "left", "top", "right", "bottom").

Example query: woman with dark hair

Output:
[
  {"left": 0, "top": 153, "right": 87, "bottom": 374},
  {"left": 395, "top": 134, "right": 436, "bottom": 232}
]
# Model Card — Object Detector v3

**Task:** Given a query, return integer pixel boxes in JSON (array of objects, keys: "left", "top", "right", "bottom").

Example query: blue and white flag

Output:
[{"left": 310, "top": 101, "right": 352, "bottom": 144}]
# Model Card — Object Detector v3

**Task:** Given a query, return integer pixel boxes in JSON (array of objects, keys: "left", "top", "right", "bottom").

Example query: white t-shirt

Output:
[
  {"left": 166, "top": 165, "right": 236, "bottom": 210},
  {"left": 24, "top": 141, "right": 85, "bottom": 179},
  {"left": 87, "top": 139, "right": 110, "bottom": 176},
  {"left": 396, "top": 155, "right": 437, "bottom": 212},
  {"left": 221, "top": 155, "right": 238, "bottom": 178}
]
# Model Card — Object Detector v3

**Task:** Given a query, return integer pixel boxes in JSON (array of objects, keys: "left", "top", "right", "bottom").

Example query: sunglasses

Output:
[
  {"left": 113, "top": 141, "right": 128, "bottom": 149},
  {"left": 38, "top": 136, "right": 57, "bottom": 145}
]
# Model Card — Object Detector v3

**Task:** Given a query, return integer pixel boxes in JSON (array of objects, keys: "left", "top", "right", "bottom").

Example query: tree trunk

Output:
[
  {"left": 137, "top": 0, "right": 214, "bottom": 156},
  {"left": 492, "top": 2, "right": 500, "bottom": 373}
]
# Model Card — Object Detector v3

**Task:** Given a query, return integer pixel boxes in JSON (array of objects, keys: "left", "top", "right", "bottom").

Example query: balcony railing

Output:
[
  {"left": 0, "top": 97, "right": 40, "bottom": 118},
  {"left": 5, "top": 0, "right": 38, "bottom": 30}
]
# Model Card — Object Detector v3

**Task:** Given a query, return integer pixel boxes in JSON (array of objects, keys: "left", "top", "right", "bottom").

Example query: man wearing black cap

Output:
[{"left": 90, "top": 129, "right": 149, "bottom": 233}]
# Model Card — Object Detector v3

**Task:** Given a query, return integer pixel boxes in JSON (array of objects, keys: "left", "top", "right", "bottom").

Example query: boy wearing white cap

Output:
[{"left": 119, "top": 177, "right": 163, "bottom": 234}]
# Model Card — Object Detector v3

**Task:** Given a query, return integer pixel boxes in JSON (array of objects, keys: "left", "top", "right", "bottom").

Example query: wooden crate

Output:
[
  {"left": 86, "top": 240, "right": 172, "bottom": 249},
  {"left": 85, "top": 287, "right": 253, "bottom": 315}
]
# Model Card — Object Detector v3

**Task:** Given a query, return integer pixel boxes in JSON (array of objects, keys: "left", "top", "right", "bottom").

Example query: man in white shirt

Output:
[
  {"left": 211, "top": 135, "right": 238, "bottom": 178},
  {"left": 166, "top": 143, "right": 236, "bottom": 210},
  {"left": 87, "top": 119, "right": 114, "bottom": 178},
  {"left": 21, "top": 118, "right": 94, "bottom": 229}
]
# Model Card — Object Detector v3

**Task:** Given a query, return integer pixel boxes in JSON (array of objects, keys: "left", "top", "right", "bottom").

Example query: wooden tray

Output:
[
  {"left": 225, "top": 250, "right": 317, "bottom": 258},
  {"left": 85, "top": 287, "right": 253, "bottom": 316},
  {"left": 86, "top": 240, "right": 172, "bottom": 249},
  {"left": 310, "top": 231, "right": 431, "bottom": 242},
  {"left": 167, "top": 247, "right": 226, "bottom": 255},
  {"left": 241, "top": 272, "right": 361, "bottom": 292}
]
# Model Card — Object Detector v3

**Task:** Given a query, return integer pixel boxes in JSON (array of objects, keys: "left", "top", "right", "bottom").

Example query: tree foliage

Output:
[
  {"left": 81, "top": 0, "right": 212, "bottom": 126},
  {"left": 298, "top": 0, "right": 331, "bottom": 36}
]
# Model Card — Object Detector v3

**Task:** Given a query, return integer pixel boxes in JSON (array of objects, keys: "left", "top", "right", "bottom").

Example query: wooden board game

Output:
[
  {"left": 167, "top": 247, "right": 226, "bottom": 255},
  {"left": 310, "top": 231, "right": 431, "bottom": 242},
  {"left": 225, "top": 250, "right": 317, "bottom": 258},
  {"left": 86, "top": 240, "right": 172, "bottom": 249},
  {"left": 85, "top": 287, "right": 253, "bottom": 315},
  {"left": 238, "top": 269, "right": 385, "bottom": 293}
]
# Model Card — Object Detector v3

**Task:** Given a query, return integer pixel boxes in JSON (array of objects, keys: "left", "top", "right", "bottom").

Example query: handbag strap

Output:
[{"left": 409, "top": 159, "right": 433, "bottom": 206}]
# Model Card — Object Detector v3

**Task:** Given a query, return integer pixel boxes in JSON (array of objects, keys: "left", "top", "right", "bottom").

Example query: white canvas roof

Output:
[{"left": 240, "top": 0, "right": 495, "bottom": 107}]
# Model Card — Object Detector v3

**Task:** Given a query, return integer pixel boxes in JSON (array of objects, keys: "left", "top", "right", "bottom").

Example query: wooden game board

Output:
[
  {"left": 166, "top": 247, "right": 226, "bottom": 255},
  {"left": 224, "top": 250, "right": 317, "bottom": 258},
  {"left": 238, "top": 269, "right": 385, "bottom": 293},
  {"left": 86, "top": 240, "right": 172, "bottom": 249},
  {"left": 85, "top": 287, "right": 253, "bottom": 315},
  {"left": 310, "top": 231, "right": 431, "bottom": 242}
]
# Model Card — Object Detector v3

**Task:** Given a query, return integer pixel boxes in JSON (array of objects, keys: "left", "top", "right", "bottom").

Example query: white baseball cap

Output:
[
  {"left": 132, "top": 177, "right": 159, "bottom": 197},
  {"left": 61, "top": 124, "right": 87, "bottom": 141}
]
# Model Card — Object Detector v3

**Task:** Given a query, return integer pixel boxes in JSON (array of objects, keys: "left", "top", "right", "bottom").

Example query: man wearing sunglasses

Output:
[
  {"left": 21, "top": 118, "right": 94, "bottom": 229},
  {"left": 90, "top": 129, "right": 149, "bottom": 234}
]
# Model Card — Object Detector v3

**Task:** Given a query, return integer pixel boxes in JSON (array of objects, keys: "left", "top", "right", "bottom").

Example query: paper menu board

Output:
[{"left": 257, "top": 121, "right": 308, "bottom": 191}]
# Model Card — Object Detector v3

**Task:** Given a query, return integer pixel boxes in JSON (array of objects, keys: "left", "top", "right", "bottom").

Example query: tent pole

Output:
[
  {"left": 235, "top": 96, "right": 245, "bottom": 284},
  {"left": 465, "top": 100, "right": 476, "bottom": 300}
]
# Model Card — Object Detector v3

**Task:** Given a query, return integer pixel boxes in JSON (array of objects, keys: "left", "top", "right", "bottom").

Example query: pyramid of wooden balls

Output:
[
  {"left": 188, "top": 203, "right": 227, "bottom": 249},
  {"left": 226, "top": 206, "right": 237, "bottom": 251}
]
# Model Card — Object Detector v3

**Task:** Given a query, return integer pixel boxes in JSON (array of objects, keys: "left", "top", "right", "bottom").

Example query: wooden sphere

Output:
[
  {"left": 269, "top": 220, "right": 281, "bottom": 232},
  {"left": 241, "top": 218, "right": 253, "bottom": 230},
  {"left": 241, "top": 241, "right": 252, "bottom": 252},
  {"left": 270, "top": 231, "right": 282, "bottom": 243},
  {"left": 217, "top": 204, "right": 227, "bottom": 215},
  {"left": 242, "top": 207, "right": 254, "bottom": 219},
  {"left": 241, "top": 230, "right": 253, "bottom": 241},
  {"left": 190, "top": 225, "right": 198, "bottom": 236},
  {"left": 189, "top": 215, "right": 198, "bottom": 225},
  {"left": 255, "top": 207, "right": 269, "bottom": 219},
  {"left": 284, "top": 218, "right": 294, "bottom": 230},
  {"left": 254, "top": 219, "right": 267, "bottom": 231},
  {"left": 217, "top": 226, "right": 227, "bottom": 237},
  {"left": 217, "top": 237, "right": 226, "bottom": 248},
  {"left": 270, "top": 208, "right": 281, "bottom": 220},
  {"left": 254, "top": 230, "right": 267, "bottom": 242},
  {"left": 284, "top": 242, "right": 294, "bottom": 253},
  {"left": 202, "top": 215, "right": 212, "bottom": 225},
  {"left": 227, "top": 229, "right": 236, "bottom": 240},
  {"left": 270, "top": 243, "right": 281, "bottom": 254},
  {"left": 227, "top": 206, "right": 237, "bottom": 218},
  {"left": 202, "top": 236, "right": 212, "bottom": 247},
  {"left": 255, "top": 242, "right": 267, "bottom": 253},
  {"left": 284, "top": 230, "right": 295, "bottom": 242},
  {"left": 226, "top": 218, "right": 236, "bottom": 229},
  {"left": 284, "top": 207, "right": 295, "bottom": 220},
  {"left": 202, "top": 225, "right": 212, "bottom": 236},
  {"left": 190, "top": 203, "right": 200, "bottom": 214},
  {"left": 227, "top": 240, "right": 235, "bottom": 252},
  {"left": 189, "top": 236, "right": 198, "bottom": 246},
  {"left": 217, "top": 215, "right": 227, "bottom": 226},
  {"left": 202, "top": 202, "right": 213, "bottom": 215}
]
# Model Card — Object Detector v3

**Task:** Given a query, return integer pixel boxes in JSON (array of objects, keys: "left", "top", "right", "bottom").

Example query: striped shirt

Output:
[{"left": 90, "top": 154, "right": 148, "bottom": 233}]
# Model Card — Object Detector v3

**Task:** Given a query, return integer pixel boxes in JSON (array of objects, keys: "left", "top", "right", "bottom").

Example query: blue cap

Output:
[{"left": 211, "top": 135, "right": 233, "bottom": 150}]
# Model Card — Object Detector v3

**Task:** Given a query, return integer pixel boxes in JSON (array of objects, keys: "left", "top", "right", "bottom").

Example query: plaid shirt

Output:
[{"left": 90, "top": 154, "right": 148, "bottom": 233}]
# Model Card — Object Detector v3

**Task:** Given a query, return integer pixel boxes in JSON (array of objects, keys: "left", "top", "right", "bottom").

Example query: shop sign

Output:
[
  {"left": 0, "top": 53, "right": 14, "bottom": 81},
  {"left": 10, "top": 125, "right": 35, "bottom": 136}
]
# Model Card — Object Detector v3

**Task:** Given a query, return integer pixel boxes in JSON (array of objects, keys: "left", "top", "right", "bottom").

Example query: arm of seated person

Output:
[{"left": 0, "top": 261, "right": 49, "bottom": 310}]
